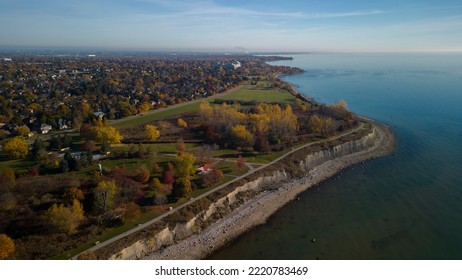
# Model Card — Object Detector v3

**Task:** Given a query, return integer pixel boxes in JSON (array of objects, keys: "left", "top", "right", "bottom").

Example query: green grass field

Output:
[
  {"left": 111, "top": 85, "right": 295, "bottom": 129},
  {"left": 213, "top": 86, "right": 296, "bottom": 104},
  {"left": 112, "top": 102, "right": 201, "bottom": 129}
]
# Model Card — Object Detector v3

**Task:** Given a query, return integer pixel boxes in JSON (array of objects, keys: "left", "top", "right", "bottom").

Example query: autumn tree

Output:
[
  {"left": 177, "top": 118, "right": 188, "bottom": 128},
  {"left": 175, "top": 138, "right": 185, "bottom": 156},
  {"left": 193, "top": 144, "right": 218, "bottom": 164},
  {"left": 309, "top": 114, "right": 334, "bottom": 136},
  {"left": 199, "top": 101, "right": 213, "bottom": 120},
  {"left": 308, "top": 115, "right": 323, "bottom": 134},
  {"left": 152, "top": 162, "right": 162, "bottom": 174},
  {"left": 15, "top": 125, "right": 30, "bottom": 137},
  {"left": 172, "top": 177, "right": 192, "bottom": 198},
  {"left": 0, "top": 168, "right": 16, "bottom": 190},
  {"left": 162, "top": 163, "right": 175, "bottom": 184},
  {"left": 138, "top": 102, "right": 152, "bottom": 113},
  {"left": 2, "top": 136, "right": 29, "bottom": 158},
  {"left": 93, "top": 179, "right": 117, "bottom": 213},
  {"left": 256, "top": 104, "right": 298, "bottom": 143},
  {"left": 64, "top": 187, "right": 84, "bottom": 204},
  {"left": 46, "top": 199, "right": 85, "bottom": 234},
  {"left": 88, "top": 126, "right": 123, "bottom": 144},
  {"left": 236, "top": 155, "right": 246, "bottom": 169},
  {"left": 201, "top": 168, "right": 224, "bottom": 188},
  {"left": 29, "top": 166, "right": 40, "bottom": 176},
  {"left": 135, "top": 166, "right": 150, "bottom": 183},
  {"left": 230, "top": 124, "right": 254, "bottom": 148},
  {"left": 79, "top": 102, "right": 92, "bottom": 119},
  {"left": 145, "top": 124, "right": 160, "bottom": 141},
  {"left": 0, "top": 234, "right": 15, "bottom": 260},
  {"left": 118, "top": 202, "right": 141, "bottom": 220},
  {"left": 146, "top": 177, "right": 163, "bottom": 198},
  {"left": 175, "top": 152, "right": 196, "bottom": 178},
  {"left": 253, "top": 136, "right": 270, "bottom": 153},
  {"left": 81, "top": 140, "right": 97, "bottom": 152}
]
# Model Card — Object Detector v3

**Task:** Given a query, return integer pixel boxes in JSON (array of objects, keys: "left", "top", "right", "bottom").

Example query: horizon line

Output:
[{"left": 1, "top": 45, "right": 462, "bottom": 55}]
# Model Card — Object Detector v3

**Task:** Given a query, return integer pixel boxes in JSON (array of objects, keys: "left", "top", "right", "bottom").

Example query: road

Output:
[{"left": 71, "top": 122, "right": 365, "bottom": 259}]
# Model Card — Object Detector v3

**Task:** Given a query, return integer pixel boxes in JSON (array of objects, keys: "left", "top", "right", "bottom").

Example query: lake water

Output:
[{"left": 210, "top": 53, "right": 462, "bottom": 259}]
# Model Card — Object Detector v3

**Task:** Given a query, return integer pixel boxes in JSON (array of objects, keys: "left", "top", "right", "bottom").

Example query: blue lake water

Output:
[{"left": 210, "top": 53, "right": 462, "bottom": 259}]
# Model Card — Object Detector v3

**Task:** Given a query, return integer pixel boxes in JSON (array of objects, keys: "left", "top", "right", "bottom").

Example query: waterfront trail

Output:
[{"left": 71, "top": 122, "right": 365, "bottom": 259}]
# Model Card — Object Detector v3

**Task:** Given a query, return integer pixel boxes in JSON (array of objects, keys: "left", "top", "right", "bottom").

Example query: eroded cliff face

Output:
[
  {"left": 300, "top": 128, "right": 377, "bottom": 172},
  {"left": 109, "top": 127, "right": 378, "bottom": 260}
]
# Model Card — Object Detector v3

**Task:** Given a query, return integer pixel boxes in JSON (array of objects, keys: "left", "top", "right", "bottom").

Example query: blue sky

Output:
[{"left": 1, "top": 0, "right": 462, "bottom": 52}]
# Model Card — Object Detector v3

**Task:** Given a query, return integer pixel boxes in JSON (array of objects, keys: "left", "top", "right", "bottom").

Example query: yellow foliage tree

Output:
[
  {"left": 93, "top": 180, "right": 117, "bottom": 212},
  {"left": 309, "top": 114, "right": 333, "bottom": 136},
  {"left": 2, "top": 136, "right": 29, "bottom": 158},
  {"left": 177, "top": 118, "right": 188, "bottom": 128},
  {"left": 249, "top": 114, "right": 270, "bottom": 136},
  {"left": 79, "top": 102, "right": 92, "bottom": 119},
  {"left": 175, "top": 152, "right": 197, "bottom": 178},
  {"left": 199, "top": 101, "right": 213, "bottom": 120},
  {"left": 89, "top": 126, "right": 123, "bottom": 143},
  {"left": 16, "top": 125, "right": 31, "bottom": 137},
  {"left": 308, "top": 115, "right": 323, "bottom": 134},
  {"left": 46, "top": 199, "right": 85, "bottom": 234},
  {"left": 0, "top": 234, "right": 15, "bottom": 259},
  {"left": 145, "top": 125, "right": 160, "bottom": 141},
  {"left": 64, "top": 187, "right": 84, "bottom": 204},
  {"left": 138, "top": 102, "right": 152, "bottom": 113},
  {"left": 231, "top": 124, "right": 254, "bottom": 148},
  {"left": 255, "top": 104, "right": 298, "bottom": 142}
]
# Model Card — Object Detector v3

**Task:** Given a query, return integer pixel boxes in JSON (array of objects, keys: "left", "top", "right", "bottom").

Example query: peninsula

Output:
[{"left": 0, "top": 54, "right": 394, "bottom": 260}]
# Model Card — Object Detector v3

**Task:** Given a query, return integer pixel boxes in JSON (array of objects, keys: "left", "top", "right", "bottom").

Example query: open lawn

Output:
[
  {"left": 0, "top": 157, "right": 36, "bottom": 173},
  {"left": 111, "top": 142, "right": 198, "bottom": 154},
  {"left": 213, "top": 86, "right": 296, "bottom": 104},
  {"left": 111, "top": 85, "right": 295, "bottom": 130},
  {"left": 112, "top": 103, "right": 201, "bottom": 129}
]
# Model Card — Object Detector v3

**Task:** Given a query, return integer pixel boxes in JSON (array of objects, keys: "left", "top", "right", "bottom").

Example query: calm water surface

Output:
[{"left": 210, "top": 53, "right": 462, "bottom": 259}]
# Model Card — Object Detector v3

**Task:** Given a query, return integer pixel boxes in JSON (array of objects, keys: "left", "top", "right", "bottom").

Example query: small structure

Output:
[
  {"left": 58, "top": 119, "right": 71, "bottom": 130},
  {"left": 93, "top": 111, "right": 105, "bottom": 120},
  {"left": 40, "top": 124, "right": 52, "bottom": 134},
  {"left": 196, "top": 163, "right": 212, "bottom": 174}
]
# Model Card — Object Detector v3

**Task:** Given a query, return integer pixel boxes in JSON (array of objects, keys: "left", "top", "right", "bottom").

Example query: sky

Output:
[{"left": 1, "top": 0, "right": 462, "bottom": 52}]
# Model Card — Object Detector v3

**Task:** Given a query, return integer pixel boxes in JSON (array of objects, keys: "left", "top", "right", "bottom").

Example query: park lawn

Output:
[
  {"left": 212, "top": 147, "right": 288, "bottom": 164},
  {"left": 213, "top": 86, "right": 296, "bottom": 104},
  {"left": 111, "top": 142, "right": 198, "bottom": 154},
  {"left": 112, "top": 103, "right": 201, "bottom": 129},
  {"left": 0, "top": 157, "right": 37, "bottom": 173},
  {"left": 213, "top": 160, "right": 249, "bottom": 176},
  {"left": 111, "top": 85, "right": 295, "bottom": 130}
]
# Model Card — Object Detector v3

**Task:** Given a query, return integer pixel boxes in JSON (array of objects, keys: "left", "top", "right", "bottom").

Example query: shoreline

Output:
[{"left": 143, "top": 122, "right": 395, "bottom": 260}]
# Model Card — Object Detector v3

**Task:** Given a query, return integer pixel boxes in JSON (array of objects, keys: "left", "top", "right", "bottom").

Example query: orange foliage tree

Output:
[{"left": 0, "top": 234, "right": 15, "bottom": 259}]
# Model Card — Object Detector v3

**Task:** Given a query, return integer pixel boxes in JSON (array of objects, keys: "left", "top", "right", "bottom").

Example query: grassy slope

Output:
[
  {"left": 212, "top": 86, "right": 295, "bottom": 103},
  {"left": 111, "top": 85, "right": 295, "bottom": 129}
]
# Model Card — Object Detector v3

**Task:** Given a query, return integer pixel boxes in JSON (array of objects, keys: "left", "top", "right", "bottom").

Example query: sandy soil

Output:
[{"left": 143, "top": 123, "right": 395, "bottom": 260}]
